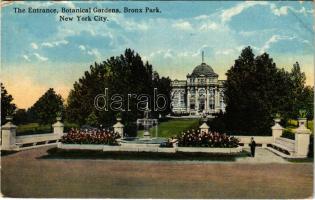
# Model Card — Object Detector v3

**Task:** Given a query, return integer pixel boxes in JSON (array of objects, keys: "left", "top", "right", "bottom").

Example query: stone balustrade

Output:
[
  {"left": 1, "top": 116, "right": 64, "bottom": 151},
  {"left": 235, "top": 136, "right": 273, "bottom": 148}
]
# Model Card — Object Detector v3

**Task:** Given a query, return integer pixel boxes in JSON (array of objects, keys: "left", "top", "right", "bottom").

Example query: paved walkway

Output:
[{"left": 237, "top": 148, "right": 288, "bottom": 163}]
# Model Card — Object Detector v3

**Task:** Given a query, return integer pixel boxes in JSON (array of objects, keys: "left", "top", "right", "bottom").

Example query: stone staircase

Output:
[{"left": 266, "top": 137, "right": 295, "bottom": 158}]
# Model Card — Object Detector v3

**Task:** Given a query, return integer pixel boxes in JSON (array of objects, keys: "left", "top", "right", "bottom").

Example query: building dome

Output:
[{"left": 191, "top": 62, "right": 218, "bottom": 77}]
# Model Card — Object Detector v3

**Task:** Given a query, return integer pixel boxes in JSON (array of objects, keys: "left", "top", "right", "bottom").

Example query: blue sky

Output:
[{"left": 1, "top": 1, "right": 314, "bottom": 108}]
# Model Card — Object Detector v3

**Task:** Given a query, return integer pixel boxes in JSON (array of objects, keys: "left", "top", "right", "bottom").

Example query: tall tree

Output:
[
  {"left": 1, "top": 83, "right": 16, "bottom": 124},
  {"left": 300, "top": 86, "right": 314, "bottom": 119},
  {"left": 13, "top": 109, "right": 29, "bottom": 124},
  {"left": 289, "top": 62, "right": 308, "bottom": 118},
  {"left": 66, "top": 49, "right": 171, "bottom": 135},
  {"left": 28, "top": 88, "right": 64, "bottom": 125},
  {"left": 224, "top": 47, "right": 291, "bottom": 135}
]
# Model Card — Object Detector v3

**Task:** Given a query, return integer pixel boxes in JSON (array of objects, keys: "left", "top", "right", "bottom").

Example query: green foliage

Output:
[
  {"left": 85, "top": 111, "right": 98, "bottom": 127},
  {"left": 223, "top": 47, "right": 314, "bottom": 135},
  {"left": 66, "top": 49, "right": 171, "bottom": 135},
  {"left": 1, "top": 83, "right": 16, "bottom": 124},
  {"left": 308, "top": 134, "right": 313, "bottom": 158},
  {"left": 13, "top": 109, "right": 29, "bottom": 124},
  {"left": 16, "top": 123, "right": 52, "bottom": 136},
  {"left": 298, "top": 109, "right": 307, "bottom": 118},
  {"left": 300, "top": 86, "right": 314, "bottom": 119},
  {"left": 307, "top": 120, "right": 313, "bottom": 133},
  {"left": 28, "top": 88, "right": 64, "bottom": 125},
  {"left": 16, "top": 122, "right": 79, "bottom": 136},
  {"left": 286, "top": 119, "right": 313, "bottom": 133},
  {"left": 275, "top": 113, "right": 281, "bottom": 119},
  {"left": 282, "top": 129, "right": 295, "bottom": 140}
]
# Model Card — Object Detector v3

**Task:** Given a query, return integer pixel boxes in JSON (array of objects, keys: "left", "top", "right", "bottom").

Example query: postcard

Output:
[{"left": 1, "top": 1, "right": 314, "bottom": 199}]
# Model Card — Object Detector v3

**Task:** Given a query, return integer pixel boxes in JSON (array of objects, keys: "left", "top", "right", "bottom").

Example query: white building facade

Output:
[{"left": 171, "top": 60, "right": 225, "bottom": 116}]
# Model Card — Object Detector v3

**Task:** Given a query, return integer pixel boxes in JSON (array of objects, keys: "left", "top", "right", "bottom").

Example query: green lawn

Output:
[
  {"left": 288, "top": 119, "right": 313, "bottom": 132},
  {"left": 138, "top": 118, "right": 199, "bottom": 138},
  {"left": 16, "top": 122, "right": 79, "bottom": 136},
  {"left": 282, "top": 119, "right": 314, "bottom": 140}
]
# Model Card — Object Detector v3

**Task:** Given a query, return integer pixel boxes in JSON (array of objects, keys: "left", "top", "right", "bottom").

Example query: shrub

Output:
[
  {"left": 176, "top": 129, "right": 239, "bottom": 148},
  {"left": 308, "top": 134, "right": 313, "bottom": 158},
  {"left": 282, "top": 129, "right": 295, "bottom": 140},
  {"left": 61, "top": 128, "right": 120, "bottom": 145}
]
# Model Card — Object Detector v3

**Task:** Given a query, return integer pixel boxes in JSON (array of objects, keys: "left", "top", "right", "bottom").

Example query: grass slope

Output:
[{"left": 138, "top": 118, "right": 199, "bottom": 138}]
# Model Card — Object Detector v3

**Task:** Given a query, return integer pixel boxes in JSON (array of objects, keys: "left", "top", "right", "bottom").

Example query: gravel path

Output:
[
  {"left": 236, "top": 148, "right": 288, "bottom": 163},
  {"left": 1, "top": 147, "right": 313, "bottom": 198}
]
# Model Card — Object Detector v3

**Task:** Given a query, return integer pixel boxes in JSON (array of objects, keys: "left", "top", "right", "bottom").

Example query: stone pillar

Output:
[
  {"left": 271, "top": 118, "right": 283, "bottom": 142},
  {"left": 52, "top": 117, "right": 64, "bottom": 135},
  {"left": 199, "top": 122, "right": 209, "bottom": 134},
  {"left": 294, "top": 118, "right": 311, "bottom": 157},
  {"left": 113, "top": 117, "right": 124, "bottom": 139},
  {"left": 1, "top": 116, "right": 17, "bottom": 150}
]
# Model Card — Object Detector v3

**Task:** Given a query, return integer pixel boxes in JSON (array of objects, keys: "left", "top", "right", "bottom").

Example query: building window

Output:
[{"left": 190, "top": 103, "right": 195, "bottom": 109}]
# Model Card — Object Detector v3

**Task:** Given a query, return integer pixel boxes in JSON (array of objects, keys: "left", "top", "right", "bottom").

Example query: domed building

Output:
[{"left": 171, "top": 53, "right": 225, "bottom": 116}]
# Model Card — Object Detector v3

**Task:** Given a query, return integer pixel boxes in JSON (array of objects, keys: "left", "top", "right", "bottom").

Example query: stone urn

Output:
[
  {"left": 274, "top": 118, "right": 281, "bottom": 123},
  {"left": 297, "top": 118, "right": 307, "bottom": 129}
]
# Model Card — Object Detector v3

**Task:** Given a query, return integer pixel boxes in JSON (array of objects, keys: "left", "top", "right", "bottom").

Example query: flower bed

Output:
[
  {"left": 176, "top": 129, "right": 239, "bottom": 148},
  {"left": 61, "top": 128, "right": 120, "bottom": 145}
]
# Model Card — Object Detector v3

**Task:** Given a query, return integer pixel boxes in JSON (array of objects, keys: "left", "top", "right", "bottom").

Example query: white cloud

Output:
[
  {"left": 163, "top": 49, "right": 174, "bottom": 59},
  {"left": 221, "top": 2, "right": 268, "bottom": 23},
  {"left": 215, "top": 49, "right": 235, "bottom": 56},
  {"left": 41, "top": 40, "right": 69, "bottom": 48},
  {"left": 172, "top": 21, "right": 192, "bottom": 31},
  {"left": 270, "top": 4, "right": 313, "bottom": 16},
  {"left": 177, "top": 51, "right": 190, "bottom": 57},
  {"left": 199, "top": 21, "right": 219, "bottom": 31},
  {"left": 41, "top": 42, "right": 54, "bottom": 48},
  {"left": 124, "top": 20, "right": 149, "bottom": 31},
  {"left": 270, "top": 4, "right": 289, "bottom": 16},
  {"left": 33, "top": 53, "right": 48, "bottom": 61},
  {"left": 87, "top": 48, "right": 101, "bottom": 60},
  {"left": 260, "top": 35, "right": 296, "bottom": 53},
  {"left": 31, "top": 42, "right": 38, "bottom": 49},
  {"left": 220, "top": 2, "right": 312, "bottom": 22},
  {"left": 79, "top": 45, "right": 86, "bottom": 51},
  {"left": 194, "top": 15, "right": 210, "bottom": 20},
  {"left": 23, "top": 55, "right": 31, "bottom": 62}
]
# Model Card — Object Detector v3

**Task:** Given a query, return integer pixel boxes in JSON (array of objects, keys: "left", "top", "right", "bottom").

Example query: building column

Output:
[
  {"left": 178, "top": 91, "right": 181, "bottom": 109},
  {"left": 215, "top": 87, "right": 220, "bottom": 112},
  {"left": 206, "top": 87, "right": 209, "bottom": 112},
  {"left": 195, "top": 87, "right": 199, "bottom": 112},
  {"left": 187, "top": 88, "right": 190, "bottom": 113}
]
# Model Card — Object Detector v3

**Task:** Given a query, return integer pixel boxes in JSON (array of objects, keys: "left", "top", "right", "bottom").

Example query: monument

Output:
[{"left": 136, "top": 103, "right": 158, "bottom": 140}]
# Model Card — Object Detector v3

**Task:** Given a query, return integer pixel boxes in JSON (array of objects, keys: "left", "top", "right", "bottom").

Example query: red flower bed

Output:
[
  {"left": 61, "top": 128, "right": 120, "bottom": 145},
  {"left": 177, "top": 129, "right": 239, "bottom": 148}
]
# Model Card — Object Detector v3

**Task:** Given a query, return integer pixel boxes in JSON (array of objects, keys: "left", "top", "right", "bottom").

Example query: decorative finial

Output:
[{"left": 202, "top": 51, "right": 204, "bottom": 63}]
